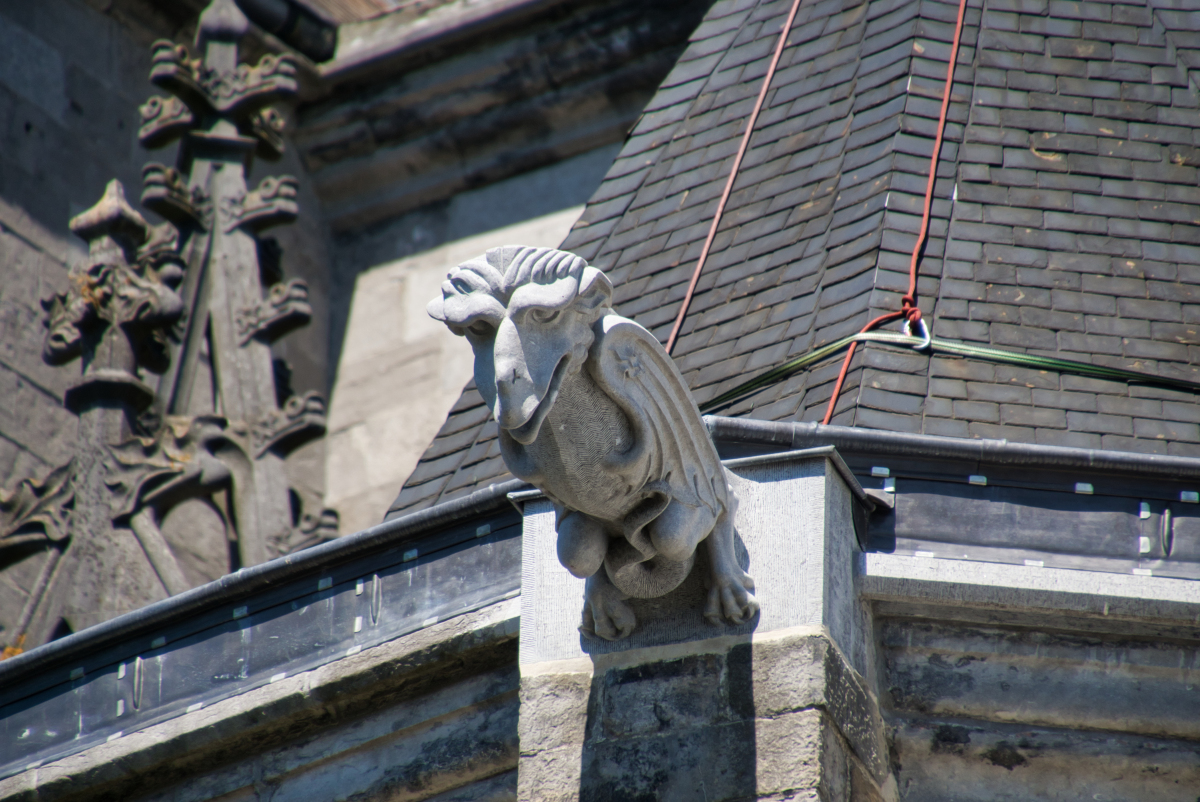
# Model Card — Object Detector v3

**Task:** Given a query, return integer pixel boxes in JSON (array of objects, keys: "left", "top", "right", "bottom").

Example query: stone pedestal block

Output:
[{"left": 515, "top": 448, "right": 894, "bottom": 801}]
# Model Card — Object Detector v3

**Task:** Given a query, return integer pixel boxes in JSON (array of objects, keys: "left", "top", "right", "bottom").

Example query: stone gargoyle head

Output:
[{"left": 428, "top": 245, "right": 613, "bottom": 444}]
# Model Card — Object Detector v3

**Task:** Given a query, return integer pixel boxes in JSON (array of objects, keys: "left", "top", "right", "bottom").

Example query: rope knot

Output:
[{"left": 901, "top": 295, "right": 922, "bottom": 324}]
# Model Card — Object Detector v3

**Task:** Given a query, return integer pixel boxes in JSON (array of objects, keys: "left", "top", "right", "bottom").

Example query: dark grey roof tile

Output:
[
  {"left": 1112, "top": 43, "right": 1174, "bottom": 66},
  {"left": 1103, "top": 433, "right": 1168, "bottom": 454},
  {"left": 1124, "top": 337, "right": 1189, "bottom": 362},
  {"left": 855, "top": 405, "right": 925, "bottom": 432},
  {"left": 1001, "top": 403, "right": 1067, "bottom": 428},
  {"left": 1083, "top": 315, "right": 1151, "bottom": 340}
]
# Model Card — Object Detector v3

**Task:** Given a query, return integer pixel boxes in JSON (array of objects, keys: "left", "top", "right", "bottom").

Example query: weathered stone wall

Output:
[
  {"left": 325, "top": 205, "right": 584, "bottom": 534},
  {"left": 881, "top": 616, "right": 1200, "bottom": 800}
]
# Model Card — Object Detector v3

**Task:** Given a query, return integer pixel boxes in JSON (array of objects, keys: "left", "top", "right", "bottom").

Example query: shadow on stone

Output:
[{"left": 578, "top": 636, "right": 757, "bottom": 802}]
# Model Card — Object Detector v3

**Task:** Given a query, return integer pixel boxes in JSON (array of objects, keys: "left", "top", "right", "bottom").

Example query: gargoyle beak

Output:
[{"left": 493, "top": 318, "right": 566, "bottom": 443}]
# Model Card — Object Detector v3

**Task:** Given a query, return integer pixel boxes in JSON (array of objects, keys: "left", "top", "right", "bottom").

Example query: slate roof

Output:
[{"left": 388, "top": 0, "right": 1200, "bottom": 517}]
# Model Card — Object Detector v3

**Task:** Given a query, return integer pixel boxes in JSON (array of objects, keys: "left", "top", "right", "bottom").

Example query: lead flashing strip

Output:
[{"left": 706, "top": 416, "right": 1200, "bottom": 481}]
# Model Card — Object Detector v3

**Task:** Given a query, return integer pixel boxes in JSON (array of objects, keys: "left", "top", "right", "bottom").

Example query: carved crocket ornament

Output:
[{"left": 428, "top": 245, "right": 758, "bottom": 639}]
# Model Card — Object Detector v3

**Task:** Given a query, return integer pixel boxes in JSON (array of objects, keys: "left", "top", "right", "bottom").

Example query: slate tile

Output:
[
  {"left": 1023, "top": 54, "right": 1088, "bottom": 78},
  {"left": 1136, "top": 200, "right": 1200, "bottom": 225},
  {"left": 1112, "top": 44, "right": 1172, "bottom": 66},
  {"left": 1111, "top": 5, "right": 1152, "bottom": 27},
  {"left": 992, "top": 322, "right": 1058, "bottom": 349},
  {"left": 1032, "top": 388, "right": 1098, "bottom": 412},
  {"left": 1102, "top": 434, "right": 1168, "bottom": 454},
  {"left": 1015, "top": 227, "right": 1076, "bottom": 250},
  {"left": 969, "top": 421, "right": 1037, "bottom": 442},
  {"left": 1166, "top": 442, "right": 1200, "bottom": 457},
  {"left": 982, "top": 9, "right": 1019, "bottom": 31},
  {"left": 1108, "top": 217, "right": 1172, "bottom": 241},
  {"left": 1170, "top": 88, "right": 1199, "bottom": 109},
  {"left": 1073, "top": 192, "right": 1136, "bottom": 218},
  {"left": 1058, "top": 331, "right": 1121, "bottom": 355},
  {"left": 1008, "top": 187, "right": 1073, "bottom": 210},
  {"left": 1003, "top": 70, "right": 1054, "bottom": 93},
  {"left": 979, "top": 49, "right": 1025, "bottom": 70},
  {"left": 1122, "top": 82, "right": 1171, "bottom": 106},
  {"left": 967, "top": 381, "right": 1033, "bottom": 404},
  {"left": 1120, "top": 259, "right": 1177, "bottom": 281},
  {"left": 1065, "top": 154, "right": 1131, "bottom": 178},
  {"left": 1152, "top": 321, "right": 1200, "bottom": 346},
  {"left": 1097, "top": 393, "right": 1163, "bottom": 419},
  {"left": 1064, "top": 112, "right": 1127, "bottom": 137},
  {"left": 1143, "top": 241, "right": 1200, "bottom": 265},
  {"left": 1003, "top": 108, "right": 1071, "bottom": 132},
  {"left": 936, "top": 319, "right": 991, "bottom": 341},
  {"left": 1084, "top": 314, "right": 1149, "bottom": 339},
  {"left": 988, "top": 0, "right": 1048, "bottom": 13},
  {"left": 980, "top": 29, "right": 1045, "bottom": 54},
  {"left": 1020, "top": 14, "right": 1081, "bottom": 37},
  {"left": 1133, "top": 418, "right": 1200, "bottom": 443},
  {"left": 1098, "top": 137, "right": 1161, "bottom": 161},
  {"left": 857, "top": 347, "right": 927, "bottom": 379},
  {"left": 1099, "top": 178, "right": 1164, "bottom": 200},
  {"left": 995, "top": 364, "right": 1060, "bottom": 389},
  {"left": 1066, "top": 410, "right": 1133, "bottom": 435},
  {"left": 1123, "top": 338, "right": 1189, "bottom": 362},
  {"left": 1005, "top": 149, "right": 1070, "bottom": 171},
  {"left": 1049, "top": 39, "right": 1113, "bottom": 60},
  {"left": 1044, "top": 210, "right": 1107, "bottom": 234},
  {"left": 855, "top": 405, "right": 924, "bottom": 433},
  {"left": 1162, "top": 399, "right": 1200, "bottom": 424},
  {"left": 860, "top": 386, "right": 928, "bottom": 416},
  {"left": 1092, "top": 99, "right": 1157, "bottom": 122},
  {"left": 1035, "top": 428, "right": 1102, "bottom": 448},
  {"left": 1087, "top": 60, "right": 1151, "bottom": 82},
  {"left": 1051, "top": 290, "right": 1115, "bottom": 315},
  {"left": 1002, "top": 404, "right": 1066, "bottom": 428}
]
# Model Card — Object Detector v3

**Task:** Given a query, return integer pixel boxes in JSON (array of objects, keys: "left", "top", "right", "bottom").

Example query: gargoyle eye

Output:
[
  {"left": 467, "top": 320, "right": 495, "bottom": 338},
  {"left": 530, "top": 308, "right": 561, "bottom": 324}
]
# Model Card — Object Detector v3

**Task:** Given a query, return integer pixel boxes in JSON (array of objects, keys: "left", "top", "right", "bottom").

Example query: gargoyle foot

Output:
[
  {"left": 580, "top": 570, "right": 636, "bottom": 641},
  {"left": 704, "top": 569, "right": 758, "bottom": 627}
]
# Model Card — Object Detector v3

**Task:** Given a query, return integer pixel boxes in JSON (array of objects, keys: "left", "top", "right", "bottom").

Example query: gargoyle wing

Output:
[{"left": 590, "top": 314, "right": 727, "bottom": 519}]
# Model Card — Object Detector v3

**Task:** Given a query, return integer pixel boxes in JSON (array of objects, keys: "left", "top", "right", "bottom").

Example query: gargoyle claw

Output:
[
  {"left": 704, "top": 575, "right": 758, "bottom": 626},
  {"left": 581, "top": 596, "right": 636, "bottom": 641},
  {"left": 581, "top": 572, "right": 636, "bottom": 640}
]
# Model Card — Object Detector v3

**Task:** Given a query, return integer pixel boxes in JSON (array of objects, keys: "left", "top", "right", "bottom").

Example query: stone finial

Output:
[
  {"left": 69, "top": 180, "right": 149, "bottom": 263},
  {"left": 49, "top": 181, "right": 183, "bottom": 408},
  {"left": 428, "top": 246, "right": 759, "bottom": 640},
  {"left": 196, "top": 0, "right": 250, "bottom": 46}
]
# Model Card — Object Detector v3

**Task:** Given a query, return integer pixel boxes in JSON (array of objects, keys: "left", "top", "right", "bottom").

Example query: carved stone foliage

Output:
[
  {"left": 428, "top": 246, "right": 759, "bottom": 640},
  {"left": 43, "top": 180, "right": 186, "bottom": 412},
  {"left": 0, "top": 463, "right": 74, "bottom": 547},
  {"left": 252, "top": 391, "right": 326, "bottom": 457},
  {"left": 237, "top": 278, "right": 312, "bottom": 345},
  {"left": 105, "top": 416, "right": 234, "bottom": 524},
  {"left": 142, "top": 163, "right": 210, "bottom": 230},
  {"left": 223, "top": 175, "right": 299, "bottom": 233},
  {"left": 149, "top": 41, "right": 298, "bottom": 118},
  {"left": 138, "top": 96, "right": 194, "bottom": 148}
]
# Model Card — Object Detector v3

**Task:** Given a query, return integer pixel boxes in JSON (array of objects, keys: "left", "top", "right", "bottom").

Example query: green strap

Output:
[{"left": 698, "top": 330, "right": 1200, "bottom": 414}]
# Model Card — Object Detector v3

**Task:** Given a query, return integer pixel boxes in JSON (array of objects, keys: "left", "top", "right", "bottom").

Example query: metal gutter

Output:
[
  {"left": 705, "top": 416, "right": 1200, "bottom": 480},
  {"left": 0, "top": 477, "right": 526, "bottom": 684}
]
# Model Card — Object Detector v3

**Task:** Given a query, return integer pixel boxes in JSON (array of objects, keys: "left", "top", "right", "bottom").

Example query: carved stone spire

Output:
[
  {"left": 1, "top": 0, "right": 333, "bottom": 657},
  {"left": 134, "top": 0, "right": 328, "bottom": 568}
]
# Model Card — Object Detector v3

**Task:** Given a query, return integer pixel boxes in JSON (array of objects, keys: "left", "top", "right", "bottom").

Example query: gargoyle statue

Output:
[{"left": 428, "top": 245, "right": 758, "bottom": 639}]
